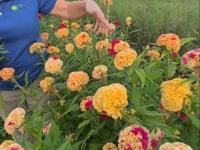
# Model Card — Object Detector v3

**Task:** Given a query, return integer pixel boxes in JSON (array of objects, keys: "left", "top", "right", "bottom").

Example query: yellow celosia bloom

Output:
[
  {"left": 102, "top": 143, "right": 117, "bottom": 150},
  {"left": 65, "top": 43, "right": 74, "bottom": 53},
  {"left": 74, "top": 32, "right": 91, "bottom": 49},
  {"left": 113, "top": 40, "right": 130, "bottom": 53},
  {"left": 66, "top": 71, "right": 89, "bottom": 92},
  {"left": 47, "top": 46, "right": 60, "bottom": 54},
  {"left": 39, "top": 77, "right": 55, "bottom": 93},
  {"left": 93, "top": 83, "right": 128, "bottom": 119},
  {"left": 159, "top": 142, "right": 192, "bottom": 150},
  {"left": 0, "top": 140, "right": 24, "bottom": 150},
  {"left": 44, "top": 56, "right": 63, "bottom": 74},
  {"left": 126, "top": 16, "right": 133, "bottom": 27},
  {"left": 146, "top": 50, "right": 160, "bottom": 60},
  {"left": 4, "top": 107, "right": 25, "bottom": 135},
  {"left": 29, "top": 42, "right": 45, "bottom": 54},
  {"left": 70, "top": 22, "right": 80, "bottom": 29},
  {"left": 55, "top": 27, "right": 69, "bottom": 39},
  {"left": 156, "top": 33, "right": 180, "bottom": 52},
  {"left": 92, "top": 64, "right": 108, "bottom": 80},
  {"left": 114, "top": 48, "right": 137, "bottom": 70},
  {"left": 0, "top": 67, "right": 15, "bottom": 81},
  {"left": 96, "top": 39, "right": 111, "bottom": 51},
  {"left": 161, "top": 78, "right": 193, "bottom": 112},
  {"left": 103, "top": 0, "right": 112, "bottom": 7}
]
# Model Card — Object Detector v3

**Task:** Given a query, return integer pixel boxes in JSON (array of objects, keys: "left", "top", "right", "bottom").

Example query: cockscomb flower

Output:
[
  {"left": 29, "top": 42, "right": 45, "bottom": 54},
  {"left": 4, "top": 107, "right": 26, "bottom": 135},
  {"left": 118, "top": 124, "right": 150, "bottom": 150},
  {"left": 66, "top": 71, "right": 89, "bottom": 92},
  {"left": 113, "top": 40, "right": 130, "bottom": 53},
  {"left": 181, "top": 48, "right": 200, "bottom": 68},
  {"left": 109, "top": 39, "right": 120, "bottom": 56},
  {"left": 146, "top": 49, "right": 160, "bottom": 60},
  {"left": 96, "top": 39, "right": 111, "bottom": 51},
  {"left": 74, "top": 32, "right": 91, "bottom": 49},
  {"left": 55, "top": 27, "right": 69, "bottom": 39},
  {"left": 70, "top": 22, "right": 80, "bottom": 29},
  {"left": 114, "top": 48, "right": 137, "bottom": 70},
  {"left": 39, "top": 77, "right": 55, "bottom": 94},
  {"left": 44, "top": 56, "right": 63, "bottom": 74},
  {"left": 65, "top": 43, "right": 74, "bottom": 53},
  {"left": 92, "top": 64, "right": 108, "bottom": 80},
  {"left": 161, "top": 78, "right": 193, "bottom": 112},
  {"left": 47, "top": 46, "right": 60, "bottom": 54},
  {"left": 0, "top": 140, "right": 24, "bottom": 150},
  {"left": 0, "top": 67, "right": 15, "bottom": 81},
  {"left": 42, "top": 123, "right": 51, "bottom": 134},
  {"left": 93, "top": 83, "right": 128, "bottom": 119},
  {"left": 103, "top": 143, "right": 117, "bottom": 150},
  {"left": 159, "top": 142, "right": 192, "bottom": 150},
  {"left": 103, "top": 0, "right": 112, "bottom": 7},
  {"left": 40, "top": 32, "right": 49, "bottom": 43},
  {"left": 156, "top": 33, "right": 180, "bottom": 52},
  {"left": 80, "top": 96, "right": 93, "bottom": 112},
  {"left": 84, "top": 23, "right": 93, "bottom": 31},
  {"left": 126, "top": 16, "right": 133, "bottom": 27},
  {"left": 149, "top": 128, "right": 165, "bottom": 149}
]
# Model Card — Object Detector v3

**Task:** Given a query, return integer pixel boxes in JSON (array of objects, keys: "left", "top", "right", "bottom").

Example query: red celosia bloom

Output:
[
  {"left": 113, "top": 21, "right": 121, "bottom": 26},
  {"left": 38, "top": 13, "right": 44, "bottom": 19},
  {"left": 85, "top": 100, "right": 93, "bottom": 109},
  {"left": 59, "top": 23, "right": 67, "bottom": 29},
  {"left": 124, "top": 145, "right": 133, "bottom": 150},
  {"left": 109, "top": 39, "right": 120, "bottom": 56}
]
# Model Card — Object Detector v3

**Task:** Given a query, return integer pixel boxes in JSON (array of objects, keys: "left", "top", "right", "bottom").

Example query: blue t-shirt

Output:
[{"left": 0, "top": 0, "right": 57, "bottom": 90}]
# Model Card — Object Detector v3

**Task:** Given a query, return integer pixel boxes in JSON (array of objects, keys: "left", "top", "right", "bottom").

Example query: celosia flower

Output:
[
  {"left": 39, "top": 77, "right": 55, "bottom": 94},
  {"left": 159, "top": 142, "right": 192, "bottom": 150},
  {"left": 109, "top": 39, "right": 121, "bottom": 56},
  {"left": 4, "top": 107, "right": 25, "bottom": 135},
  {"left": 93, "top": 83, "right": 128, "bottom": 119},
  {"left": 0, "top": 140, "right": 24, "bottom": 150},
  {"left": 96, "top": 39, "right": 111, "bottom": 51},
  {"left": 42, "top": 123, "right": 51, "bottom": 134},
  {"left": 65, "top": 43, "right": 74, "bottom": 53},
  {"left": 55, "top": 27, "right": 69, "bottom": 39},
  {"left": 38, "top": 13, "right": 44, "bottom": 20},
  {"left": 84, "top": 23, "right": 93, "bottom": 31},
  {"left": 103, "top": 0, "right": 112, "bottom": 7},
  {"left": 160, "top": 78, "right": 193, "bottom": 112},
  {"left": 103, "top": 143, "right": 117, "bottom": 150},
  {"left": 146, "top": 50, "right": 160, "bottom": 60},
  {"left": 156, "top": 33, "right": 180, "bottom": 52},
  {"left": 126, "top": 16, "right": 133, "bottom": 27},
  {"left": 118, "top": 124, "right": 150, "bottom": 150},
  {"left": 80, "top": 96, "right": 93, "bottom": 112},
  {"left": 44, "top": 56, "right": 63, "bottom": 74},
  {"left": 149, "top": 128, "right": 165, "bottom": 149},
  {"left": 66, "top": 71, "right": 89, "bottom": 92},
  {"left": 29, "top": 42, "right": 45, "bottom": 54},
  {"left": 113, "top": 40, "right": 130, "bottom": 53},
  {"left": 40, "top": 32, "right": 49, "bottom": 43},
  {"left": 74, "top": 32, "right": 91, "bottom": 49},
  {"left": 92, "top": 64, "right": 108, "bottom": 80},
  {"left": 70, "top": 22, "right": 80, "bottom": 29},
  {"left": 0, "top": 67, "right": 15, "bottom": 81},
  {"left": 114, "top": 48, "right": 137, "bottom": 70},
  {"left": 113, "top": 21, "right": 121, "bottom": 26},
  {"left": 181, "top": 48, "right": 200, "bottom": 68},
  {"left": 47, "top": 46, "right": 60, "bottom": 54}
]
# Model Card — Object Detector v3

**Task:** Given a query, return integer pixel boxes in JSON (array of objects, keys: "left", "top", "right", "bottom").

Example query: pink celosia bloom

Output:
[{"left": 80, "top": 96, "right": 93, "bottom": 112}]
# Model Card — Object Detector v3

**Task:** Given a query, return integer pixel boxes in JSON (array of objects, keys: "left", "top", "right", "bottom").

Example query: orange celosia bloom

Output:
[
  {"left": 103, "top": 0, "right": 112, "bottom": 7},
  {"left": 96, "top": 39, "right": 111, "bottom": 51},
  {"left": 66, "top": 71, "right": 89, "bottom": 92},
  {"left": 42, "top": 123, "right": 51, "bottom": 134},
  {"left": 65, "top": 43, "right": 74, "bottom": 53},
  {"left": 146, "top": 50, "right": 160, "bottom": 60},
  {"left": 29, "top": 42, "right": 45, "bottom": 54},
  {"left": 92, "top": 64, "right": 108, "bottom": 80},
  {"left": 74, "top": 32, "right": 91, "bottom": 49},
  {"left": 44, "top": 56, "right": 63, "bottom": 74},
  {"left": 70, "top": 22, "right": 80, "bottom": 29},
  {"left": 156, "top": 33, "right": 180, "bottom": 52},
  {"left": 159, "top": 142, "right": 192, "bottom": 150},
  {"left": 39, "top": 77, "right": 55, "bottom": 93},
  {"left": 161, "top": 78, "right": 193, "bottom": 112},
  {"left": 55, "top": 27, "right": 69, "bottom": 39},
  {"left": 102, "top": 143, "right": 117, "bottom": 150},
  {"left": 84, "top": 23, "right": 94, "bottom": 31},
  {"left": 0, "top": 67, "right": 15, "bottom": 81},
  {"left": 93, "top": 83, "right": 128, "bottom": 119},
  {"left": 113, "top": 40, "right": 130, "bottom": 53},
  {"left": 80, "top": 96, "right": 93, "bottom": 112},
  {"left": 114, "top": 48, "right": 137, "bottom": 70},
  {"left": 0, "top": 140, "right": 24, "bottom": 150},
  {"left": 40, "top": 32, "right": 49, "bottom": 43},
  {"left": 47, "top": 46, "right": 60, "bottom": 54},
  {"left": 4, "top": 107, "right": 26, "bottom": 135}
]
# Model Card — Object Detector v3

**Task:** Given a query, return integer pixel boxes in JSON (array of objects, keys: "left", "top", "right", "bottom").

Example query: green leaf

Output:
[
  {"left": 168, "top": 62, "right": 177, "bottom": 78},
  {"left": 57, "top": 139, "right": 72, "bottom": 150},
  {"left": 135, "top": 68, "right": 146, "bottom": 88},
  {"left": 180, "top": 37, "right": 196, "bottom": 46},
  {"left": 78, "top": 119, "right": 92, "bottom": 129},
  {"left": 184, "top": 111, "right": 200, "bottom": 129},
  {"left": 63, "top": 104, "right": 80, "bottom": 115}
]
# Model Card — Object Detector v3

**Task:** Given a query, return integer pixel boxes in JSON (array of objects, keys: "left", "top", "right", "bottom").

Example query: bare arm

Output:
[{"left": 50, "top": 0, "right": 112, "bottom": 36}]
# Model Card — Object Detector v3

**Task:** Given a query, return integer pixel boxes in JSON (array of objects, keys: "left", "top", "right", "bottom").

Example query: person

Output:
[{"left": 0, "top": 0, "right": 113, "bottom": 119}]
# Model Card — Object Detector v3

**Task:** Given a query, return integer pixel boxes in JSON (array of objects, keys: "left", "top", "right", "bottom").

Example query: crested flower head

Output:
[
  {"left": 92, "top": 64, "right": 108, "bottom": 80},
  {"left": 44, "top": 56, "right": 63, "bottom": 74},
  {"left": 0, "top": 67, "right": 15, "bottom": 81},
  {"left": 156, "top": 33, "right": 180, "bottom": 52},
  {"left": 113, "top": 40, "right": 130, "bottom": 53},
  {"left": 4, "top": 107, "right": 26, "bottom": 135},
  {"left": 39, "top": 77, "right": 55, "bottom": 94},
  {"left": 118, "top": 124, "right": 150, "bottom": 150},
  {"left": 161, "top": 78, "right": 193, "bottom": 112},
  {"left": 146, "top": 50, "right": 160, "bottom": 60},
  {"left": 55, "top": 27, "right": 69, "bottom": 39},
  {"left": 159, "top": 142, "right": 192, "bottom": 150},
  {"left": 66, "top": 71, "right": 89, "bottom": 92},
  {"left": 0, "top": 140, "right": 24, "bottom": 150},
  {"left": 103, "top": 143, "right": 117, "bottom": 150},
  {"left": 84, "top": 23, "right": 93, "bottom": 31},
  {"left": 114, "top": 48, "right": 137, "bottom": 70},
  {"left": 65, "top": 43, "right": 74, "bottom": 53},
  {"left": 96, "top": 39, "right": 111, "bottom": 51},
  {"left": 126, "top": 16, "right": 133, "bottom": 27},
  {"left": 70, "top": 22, "right": 80, "bottom": 29},
  {"left": 103, "top": 0, "right": 113, "bottom": 7},
  {"left": 29, "top": 42, "right": 45, "bottom": 54},
  {"left": 93, "top": 83, "right": 128, "bottom": 119},
  {"left": 47, "top": 46, "right": 60, "bottom": 54},
  {"left": 74, "top": 32, "right": 91, "bottom": 49},
  {"left": 80, "top": 96, "right": 93, "bottom": 112},
  {"left": 40, "top": 32, "right": 49, "bottom": 43}
]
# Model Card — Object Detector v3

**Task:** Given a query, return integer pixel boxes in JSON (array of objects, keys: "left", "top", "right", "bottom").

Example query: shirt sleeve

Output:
[{"left": 38, "top": 0, "right": 57, "bottom": 15}]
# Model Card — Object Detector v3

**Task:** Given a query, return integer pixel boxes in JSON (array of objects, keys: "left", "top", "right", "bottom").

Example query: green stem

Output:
[{"left": 0, "top": 90, "right": 7, "bottom": 119}]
